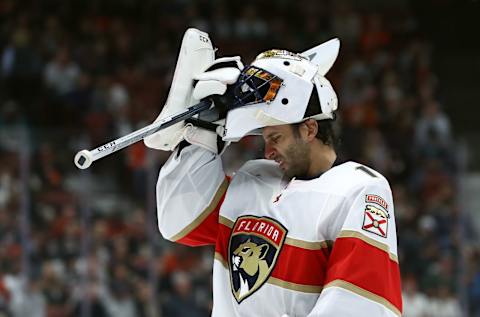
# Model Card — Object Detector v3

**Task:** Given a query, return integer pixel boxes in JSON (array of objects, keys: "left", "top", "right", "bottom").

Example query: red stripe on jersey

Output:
[
  {"left": 271, "top": 244, "right": 330, "bottom": 286},
  {"left": 215, "top": 223, "right": 232, "bottom": 261},
  {"left": 176, "top": 189, "right": 227, "bottom": 247},
  {"left": 324, "top": 236, "right": 402, "bottom": 313}
]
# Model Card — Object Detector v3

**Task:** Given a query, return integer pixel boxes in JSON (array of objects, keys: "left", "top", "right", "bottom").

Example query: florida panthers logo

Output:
[{"left": 228, "top": 216, "right": 287, "bottom": 303}]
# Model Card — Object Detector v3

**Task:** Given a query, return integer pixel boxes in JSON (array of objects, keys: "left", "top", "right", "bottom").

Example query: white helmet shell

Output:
[{"left": 223, "top": 38, "right": 340, "bottom": 142}]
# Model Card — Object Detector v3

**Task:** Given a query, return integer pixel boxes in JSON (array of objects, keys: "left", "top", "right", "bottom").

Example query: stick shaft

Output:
[{"left": 75, "top": 100, "right": 212, "bottom": 169}]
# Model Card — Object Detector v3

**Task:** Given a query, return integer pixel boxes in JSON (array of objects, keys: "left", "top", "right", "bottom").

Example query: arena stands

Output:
[{"left": 0, "top": 0, "right": 478, "bottom": 316}]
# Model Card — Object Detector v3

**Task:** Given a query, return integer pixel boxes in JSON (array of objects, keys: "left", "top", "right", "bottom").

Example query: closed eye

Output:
[{"left": 268, "top": 134, "right": 281, "bottom": 144}]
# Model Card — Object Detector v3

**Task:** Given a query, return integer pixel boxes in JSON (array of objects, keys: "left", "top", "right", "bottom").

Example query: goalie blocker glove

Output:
[
  {"left": 144, "top": 28, "right": 243, "bottom": 154},
  {"left": 143, "top": 30, "right": 243, "bottom": 153},
  {"left": 185, "top": 56, "right": 244, "bottom": 154}
]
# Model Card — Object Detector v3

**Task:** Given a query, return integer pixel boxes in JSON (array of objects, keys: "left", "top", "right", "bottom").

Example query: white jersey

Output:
[{"left": 156, "top": 145, "right": 402, "bottom": 317}]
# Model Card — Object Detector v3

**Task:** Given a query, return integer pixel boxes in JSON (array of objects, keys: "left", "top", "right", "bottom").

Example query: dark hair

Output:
[{"left": 292, "top": 118, "right": 338, "bottom": 148}]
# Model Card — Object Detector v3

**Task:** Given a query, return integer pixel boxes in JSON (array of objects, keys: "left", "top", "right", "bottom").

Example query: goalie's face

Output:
[{"left": 262, "top": 124, "right": 311, "bottom": 179}]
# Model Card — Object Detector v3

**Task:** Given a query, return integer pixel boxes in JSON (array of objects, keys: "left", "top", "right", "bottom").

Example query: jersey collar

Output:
[{"left": 294, "top": 155, "right": 343, "bottom": 181}]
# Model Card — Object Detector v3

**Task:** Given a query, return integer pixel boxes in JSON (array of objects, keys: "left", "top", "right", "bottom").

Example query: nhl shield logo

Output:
[{"left": 228, "top": 215, "right": 287, "bottom": 303}]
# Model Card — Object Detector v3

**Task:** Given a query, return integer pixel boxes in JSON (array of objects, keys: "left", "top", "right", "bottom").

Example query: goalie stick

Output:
[{"left": 74, "top": 100, "right": 212, "bottom": 169}]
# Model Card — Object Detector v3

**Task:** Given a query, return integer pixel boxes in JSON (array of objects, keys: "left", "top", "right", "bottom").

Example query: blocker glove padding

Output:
[
  {"left": 147, "top": 56, "right": 244, "bottom": 154},
  {"left": 181, "top": 56, "right": 244, "bottom": 154},
  {"left": 144, "top": 28, "right": 215, "bottom": 152},
  {"left": 192, "top": 56, "right": 244, "bottom": 125},
  {"left": 143, "top": 28, "right": 244, "bottom": 154}
]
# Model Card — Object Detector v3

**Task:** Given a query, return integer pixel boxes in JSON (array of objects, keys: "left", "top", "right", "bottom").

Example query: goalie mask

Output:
[{"left": 223, "top": 38, "right": 340, "bottom": 142}]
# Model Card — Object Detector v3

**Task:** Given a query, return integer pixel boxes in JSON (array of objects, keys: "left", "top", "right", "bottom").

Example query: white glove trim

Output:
[
  {"left": 193, "top": 80, "right": 227, "bottom": 100},
  {"left": 194, "top": 67, "right": 241, "bottom": 85}
]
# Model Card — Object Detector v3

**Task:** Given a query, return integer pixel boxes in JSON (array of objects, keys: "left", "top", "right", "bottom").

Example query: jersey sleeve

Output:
[
  {"left": 308, "top": 176, "right": 402, "bottom": 317},
  {"left": 156, "top": 145, "right": 228, "bottom": 247}
]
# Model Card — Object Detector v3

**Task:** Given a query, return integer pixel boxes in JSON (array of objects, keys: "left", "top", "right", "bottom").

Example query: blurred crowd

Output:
[{"left": 0, "top": 0, "right": 479, "bottom": 316}]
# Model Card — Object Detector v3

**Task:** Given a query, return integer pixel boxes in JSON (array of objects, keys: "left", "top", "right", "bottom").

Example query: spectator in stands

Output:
[{"left": 44, "top": 47, "right": 81, "bottom": 97}]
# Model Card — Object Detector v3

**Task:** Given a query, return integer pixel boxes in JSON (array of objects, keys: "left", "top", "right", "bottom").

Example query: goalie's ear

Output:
[{"left": 301, "top": 38, "right": 340, "bottom": 76}]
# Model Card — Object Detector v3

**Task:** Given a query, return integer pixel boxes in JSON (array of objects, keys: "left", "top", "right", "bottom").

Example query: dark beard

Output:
[{"left": 283, "top": 141, "right": 311, "bottom": 179}]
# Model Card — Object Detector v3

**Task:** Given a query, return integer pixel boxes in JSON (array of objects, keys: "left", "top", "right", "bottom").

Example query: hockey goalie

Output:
[{"left": 145, "top": 28, "right": 402, "bottom": 317}]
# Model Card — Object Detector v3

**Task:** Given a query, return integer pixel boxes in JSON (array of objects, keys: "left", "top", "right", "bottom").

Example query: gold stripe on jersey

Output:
[
  {"left": 284, "top": 237, "right": 333, "bottom": 250},
  {"left": 324, "top": 279, "right": 401, "bottom": 317},
  {"left": 267, "top": 276, "right": 323, "bottom": 293},
  {"left": 171, "top": 178, "right": 229, "bottom": 242},
  {"left": 338, "top": 230, "right": 398, "bottom": 263},
  {"left": 214, "top": 251, "right": 228, "bottom": 268},
  {"left": 219, "top": 215, "right": 234, "bottom": 228}
]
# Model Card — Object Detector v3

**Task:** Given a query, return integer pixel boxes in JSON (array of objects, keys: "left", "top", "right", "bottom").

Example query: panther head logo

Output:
[
  {"left": 228, "top": 216, "right": 287, "bottom": 303},
  {"left": 231, "top": 239, "right": 270, "bottom": 299}
]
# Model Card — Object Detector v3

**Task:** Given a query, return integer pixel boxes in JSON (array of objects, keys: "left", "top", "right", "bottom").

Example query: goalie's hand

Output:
[
  {"left": 192, "top": 56, "right": 244, "bottom": 125},
  {"left": 180, "top": 57, "right": 244, "bottom": 154},
  {"left": 193, "top": 56, "right": 244, "bottom": 102}
]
